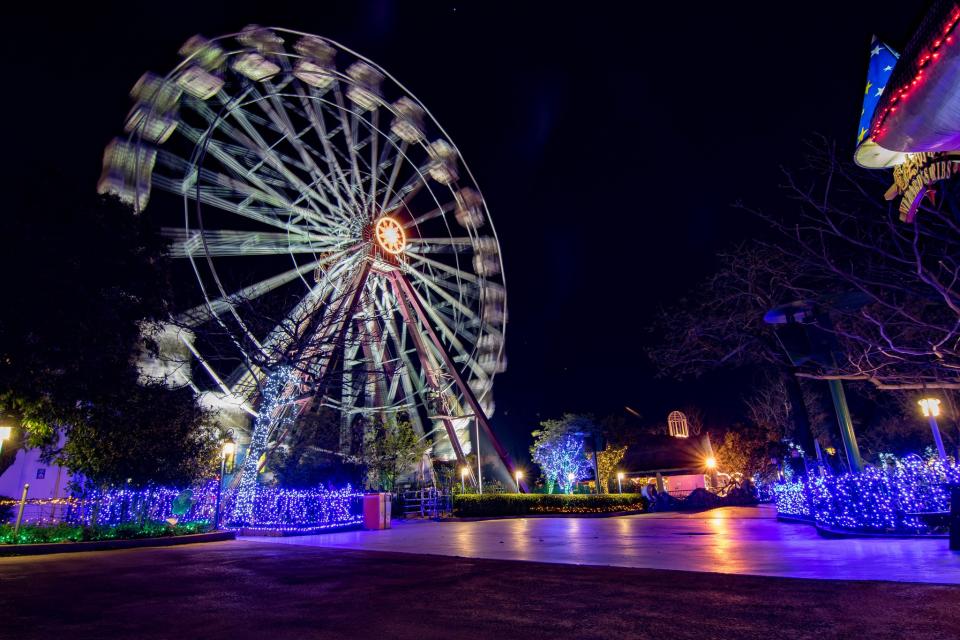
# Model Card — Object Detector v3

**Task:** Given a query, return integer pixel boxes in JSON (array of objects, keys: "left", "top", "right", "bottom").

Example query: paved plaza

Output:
[
  {"left": 249, "top": 505, "right": 960, "bottom": 584},
  {"left": 3, "top": 534, "right": 960, "bottom": 640}
]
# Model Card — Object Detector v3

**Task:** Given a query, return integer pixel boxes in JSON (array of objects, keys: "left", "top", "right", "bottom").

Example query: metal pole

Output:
[
  {"left": 617, "top": 476, "right": 622, "bottom": 494},
  {"left": 928, "top": 415, "right": 948, "bottom": 461},
  {"left": 13, "top": 483, "right": 29, "bottom": 541},
  {"left": 515, "top": 473, "right": 521, "bottom": 493},
  {"left": 476, "top": 419, "right": 482, "bottom": 495},
  {"left": 214, "top": 456, "right": 226, "bottom": 530},
  {"left": 827, "top": 379, "right": 863, "bottom": 473}
]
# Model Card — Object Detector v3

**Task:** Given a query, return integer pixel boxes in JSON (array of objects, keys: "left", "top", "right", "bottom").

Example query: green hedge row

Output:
[
  {"left": 0, "top": 520, "right": 211, "bottom": 545},
  {"left": 453, "top": 493, "right": 648, "bottom": 517}
]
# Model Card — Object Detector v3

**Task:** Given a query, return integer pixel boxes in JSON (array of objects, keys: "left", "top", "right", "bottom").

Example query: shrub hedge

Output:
[
  {"left": 0, "top": 520, "right": 211, "bottom": 545},
  {"left": 453, "top": 493, "right": 648, "bottom": 517}
]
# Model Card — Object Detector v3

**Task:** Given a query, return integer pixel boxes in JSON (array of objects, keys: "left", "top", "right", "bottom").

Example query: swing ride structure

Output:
[{"left": 97, "top": 25, "right": 518, "bottom": 519}]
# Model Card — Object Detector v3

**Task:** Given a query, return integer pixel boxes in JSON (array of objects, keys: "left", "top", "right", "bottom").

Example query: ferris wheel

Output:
[{"left": 97, "top": 25, "right": 515, "bottom": 491}]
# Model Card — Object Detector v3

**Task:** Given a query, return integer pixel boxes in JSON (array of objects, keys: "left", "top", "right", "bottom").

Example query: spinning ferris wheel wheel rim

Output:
[{"left": 99, "top": 25, "right": 513, "bottom": 482}]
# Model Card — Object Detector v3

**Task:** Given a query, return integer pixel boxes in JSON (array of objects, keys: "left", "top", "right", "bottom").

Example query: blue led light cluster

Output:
[
  {"left": 224, "top": 485, "right": 363, "bottom": 529},
  {"left": 232, "top": 366, "right": 296, "bottom": 525},
  {"left": 66, "top": 481, "right": 217, "bottom": 526},
  {"left": 65, "top": 482, "right": 363, "bottom": 532},
  {"left": 771, "top": 481, "right": 810, "bottom": 519},
  {"left": 773, "top": 455, "right": 960, "bottom": 533},
  {"left": 532, "top": 434, "right": 593, "bottom": 494}
]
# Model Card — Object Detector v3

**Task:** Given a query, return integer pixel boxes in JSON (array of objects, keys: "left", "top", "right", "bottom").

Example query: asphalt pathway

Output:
[
  {"left": 248, "top": 505, "right": 960, "bottom": 584},
  {"left": 1, "top": 539, "right": 959, "bottom": 640}
]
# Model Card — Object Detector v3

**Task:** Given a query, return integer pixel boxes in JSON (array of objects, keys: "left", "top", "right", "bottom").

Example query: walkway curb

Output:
[
  {"left": 447, "top": 509, "right": 647, "bottom": 521},
  {"left": 0, "top": 531, "right": 236, "bottom": 557}
]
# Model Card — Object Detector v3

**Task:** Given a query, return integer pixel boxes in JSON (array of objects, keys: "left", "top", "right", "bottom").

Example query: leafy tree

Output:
[
  {"left": 52, "top": 384, "right": 218, "bottom": 488},
  {"left": 714, "top": 425, "right": 782, "bottom": 481},
  {"left": 0, "top": 180, "right": 217, "bottom": 486},
  {"left": 591, "top": 444, "right": 627, "bottom": 494},
  {"left": 362, "top": 418, "right": 430, "bottom": 491},
  {"left": 530, "top": 415, "right": 595, "bottom": 493}
]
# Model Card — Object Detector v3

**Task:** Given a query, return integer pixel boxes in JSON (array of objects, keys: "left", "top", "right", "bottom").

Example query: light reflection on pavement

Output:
[{"left": 246, "top": 505, "right": 960, "bottom": 584}]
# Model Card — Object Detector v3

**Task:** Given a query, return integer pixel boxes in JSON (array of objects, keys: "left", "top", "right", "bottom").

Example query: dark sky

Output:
[{"left": 2, "top": 1, "right": 931, "bottom": 457}]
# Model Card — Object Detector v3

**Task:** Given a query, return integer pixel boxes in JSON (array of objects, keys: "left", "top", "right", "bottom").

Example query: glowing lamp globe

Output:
[{"left": 919, "top": 398, "right": 941, "bottom": 418}]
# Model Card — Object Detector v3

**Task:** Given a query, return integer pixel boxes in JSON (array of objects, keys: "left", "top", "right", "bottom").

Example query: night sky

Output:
[{"left": 3, "top": 1, "right": 932, "bottom": 457}]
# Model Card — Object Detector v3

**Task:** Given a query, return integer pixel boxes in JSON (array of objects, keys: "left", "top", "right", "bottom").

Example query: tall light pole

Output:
[
  {"left": 515, "top": 471, "right": 523, "bottom": 494},
  {"left": 461, "top": 467, "right": 467, "bottom": 494},
  {"left": 566, "top": 472, "right": 575, "bottom": 495},
  {"left": 919, "top": 398, "right": 948, "bottom": 460},
  {"left": 0, "top": 425, "right": 11, "bottom": 458},
  {"left": 475, "top": 420, "right": 482, "bottom": 495},
  {"left": 617, "top": 472, "right": 624, "bottom": 494},
  {"left": 214, "top": 437, "right": 236, "bottom": 530}
]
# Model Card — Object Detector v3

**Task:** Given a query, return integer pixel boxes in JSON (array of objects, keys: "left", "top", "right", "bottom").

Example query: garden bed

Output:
[
  {"left": 452, "top": 493, "right": 648, "bottom": 517},
  {"left": 0, "top": 520, "right": 213, "bottom": 546},
  {"left": 0, "top": 530, "right": 235, "bottom": 556}
]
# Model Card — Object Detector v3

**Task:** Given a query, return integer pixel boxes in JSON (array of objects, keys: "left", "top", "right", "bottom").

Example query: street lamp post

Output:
[
  {"left": 475, "top": 420, "right": 482, "bottom": 495},
  {"left": 566, "top": 472, "right": 575, "bottom": 495},
  {"left": 919, "top": 398, "right": 948, "bottom": 461},
  {"left": 461, "top": 467, "right": 467, "bottom": 494},
  {"left": 214, "top": 438, "right": 236, "bottom": 530},
  {"left": 515, "top": 471, "right": 523, "bottom": 494},
  {"left": 617, "top": 472, "right": 624, "bottom": 494},
  {"left": 0, "top": 425, "right": 11, "bottom": 458}
]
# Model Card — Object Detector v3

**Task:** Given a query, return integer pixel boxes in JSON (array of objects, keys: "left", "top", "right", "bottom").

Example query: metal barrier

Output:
[{"left": 399, "top": 487, "right": 450, "bottom": 519}]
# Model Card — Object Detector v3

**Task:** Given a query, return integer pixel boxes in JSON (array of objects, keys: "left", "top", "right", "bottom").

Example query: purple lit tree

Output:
[{"left": 531, "top": 434, "right": 592, "bottom": 494}]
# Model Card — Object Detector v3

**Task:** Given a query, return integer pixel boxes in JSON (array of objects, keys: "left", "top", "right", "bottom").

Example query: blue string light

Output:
[
  {"left": 66, "top": 483, "right": 362, "bottom": 531},
  {"left": 773, "top": 455, "right": 960, "bottom": 533},
  {"left": 231, "top": 366, "right": 296, "bottom": 525},
  {"left": 532, "top": 434, "right": 592, "bottom": 493}
]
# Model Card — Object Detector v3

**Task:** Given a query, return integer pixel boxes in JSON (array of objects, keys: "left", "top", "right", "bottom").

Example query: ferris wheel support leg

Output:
[
  {"left": 386, "top": 271, "right": 476, "bottom": 486},
  {"left": 391, "top": 271, "right": 527, "bottom": 492}
]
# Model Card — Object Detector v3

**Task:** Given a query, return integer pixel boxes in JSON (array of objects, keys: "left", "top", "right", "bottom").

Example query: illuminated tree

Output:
[
  {"left": 531, "top": 434, "right": 591, "bottom": 494},
  {"left": 591, "top": 444, "right": 627, "bottom": 494},
  {"left": 362, "top": 418, "right": 430, "bottom": 492}
]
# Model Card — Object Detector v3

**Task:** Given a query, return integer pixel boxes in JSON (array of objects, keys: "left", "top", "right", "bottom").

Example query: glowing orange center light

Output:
[{"left": 375, "top": 216, "right": 406, "bottom": 254}]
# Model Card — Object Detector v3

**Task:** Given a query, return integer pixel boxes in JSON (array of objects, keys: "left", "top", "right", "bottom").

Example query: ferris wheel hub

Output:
[{"left": 373, "top": 216, "right": 406, "bottom": 255}]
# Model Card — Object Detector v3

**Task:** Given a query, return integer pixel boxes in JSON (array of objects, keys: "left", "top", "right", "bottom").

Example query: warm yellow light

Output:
[
  {"left": 0, "top": 426, "right": 10, "bottom": 441},
  {"left": 516, "top": 471, "right": 523, "bottom": 479},
  {"left": 461, "top": 467, "right": 468, "bottom": 478},
  {"left": 374, "top": 216, "right": 406, "bottom": 254},
  {"left": 222, "top": 441, "right": 236, "bottom": 458},
  {"left": 617, "top": 472, "right": 625, "bottom": 480},
  {"left": 705, "top": 456, "right": 717, "bottom": 470},
  {"left": 919, "top": 398, "right": 941, "bottom": 418}
]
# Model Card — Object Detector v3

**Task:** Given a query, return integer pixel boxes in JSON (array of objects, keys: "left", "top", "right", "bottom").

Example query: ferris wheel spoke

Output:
[
  {"left": 377, "top": 140, "right": 408, "bottom": 214},
  {"left": 174, "top": 256, "right": 328, "bottom": 327},
  {"left": 192, "top": 92, "right": 334, "bottom": 221},
  {"left": 402, "top": 202, "right": 456, "bottom": 230},
  {"left": 406, "top": 251, "right": 481, "bottom": 287},
  {"left": 163, "top": 228, "right": 347, "bottom": 258},
  {"left": 406, "top": 237, "right": 475, "bottom": 254},
  {"left": 384, "top": 171, "right": 429, "bottom": 213},
  {"left": 331, "top": 85, "right": 366, "bottom": 205},
  {"left": 171, "top": 127, "right": 339, "bottom": 234},
  {"left": 404, "top": 265, "right": 481, "bottom": 326},
  {"left": 367, "top": 109, "right": 382, "bottom": 214},
  {"left": 252, "top": 84, "right": 351, "bottom": 219},
  {"left": 298, "top": 90, "right": 361, "bottom": 212},
  {"left": 405, "top": 281, "right": 482, "bottom": 373}
]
